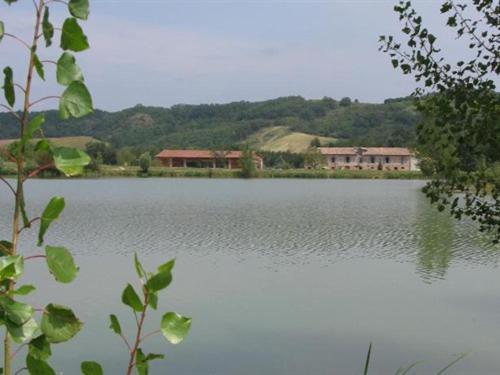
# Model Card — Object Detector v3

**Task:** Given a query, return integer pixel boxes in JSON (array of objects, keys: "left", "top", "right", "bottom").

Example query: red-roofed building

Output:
[
  {"left": 155, "top": 150, "right": 264, "bottom": 170},
  {"left": 318, "top": 147, "right": 419, "bottom": 171}
]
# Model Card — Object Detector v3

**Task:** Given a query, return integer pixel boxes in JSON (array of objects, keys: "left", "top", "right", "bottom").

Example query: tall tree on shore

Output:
[
  {"left": 380, "top": 0, "right": 500, "bottom": 242},
  {"left": 240, "top": 144, "right": 258, "bottom": 178}
]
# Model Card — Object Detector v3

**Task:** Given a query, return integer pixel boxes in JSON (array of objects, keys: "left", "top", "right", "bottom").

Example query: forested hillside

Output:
[{"left": 0, "top": 96, "right": 419, "bottom": 151}]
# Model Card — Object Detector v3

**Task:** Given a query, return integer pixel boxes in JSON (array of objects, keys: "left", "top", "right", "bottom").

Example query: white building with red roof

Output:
[{"left": 319, "top": 147, "right": 419, "bottom": 171}]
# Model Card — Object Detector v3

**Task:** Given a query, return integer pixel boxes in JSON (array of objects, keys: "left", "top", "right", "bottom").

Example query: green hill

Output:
[
  {"left": 247, "top": 126, "right": 337, "bottom": 153},
  {"left": 0, "top": 96, "right": 419, "bottom": 151},
  {"left": 0, "top": 136, "right": 97, "bottom": 150}
]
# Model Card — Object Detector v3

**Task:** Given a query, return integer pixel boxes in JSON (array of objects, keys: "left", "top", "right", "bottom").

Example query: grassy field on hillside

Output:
[
  {"left": 247, "top": 126, "right": 336, "bottom": 153},
  {"left": 0, "top": 136, "right": 97, "bottom": 150}
]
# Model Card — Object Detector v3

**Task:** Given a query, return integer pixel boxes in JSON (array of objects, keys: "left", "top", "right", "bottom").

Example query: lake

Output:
[{"left": 1, "top": 179, "right": 499, "bottom": 374}]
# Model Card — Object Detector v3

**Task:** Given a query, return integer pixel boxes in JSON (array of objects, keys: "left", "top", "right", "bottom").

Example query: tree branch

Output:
[
  {"left": 3, "top": 34, "right": 31, "bottom": 50},
  {"left": 139, "top": 329, "right": 160, "bottom": 343},
  {"left": 10, "top": 343, "right": 27, "bottom": 360},
  {"left": 0, "top": 177, "right": 16, "bottom": 196},
  {"left": 120, "top": 333, "right": 132, "bottom": 352},
  {"left": 24, "top": 163, "right": 55, "bottom": 180},
  {"left": 28, "top": 96, "right": 60, "bottom": 109},
  {"left": 14, "top": 84, "right": 26, "bottom": 95},
  {"left": 126, "top": 292, "right": 150, "bottom": 375},
  {"left": 24, "top": 255, "right": 46, "bottom": 261},
  {"left": 44, "top": 0, "right": 68, "bottom": 5},
  {"left": 0, "top": 105, "right": 20, "bottom": 121},
  {"left": 451, "top": 1, "right": 496, "bottom": 55},
  {"left": 13, "top": 368, "right": 27, "bottom": 375},
  {"left": 0, "top": 148, "right": 17, "bottom": 163},
  {"left": 18, "top": 217, "right": 40, "bottom": 234}
]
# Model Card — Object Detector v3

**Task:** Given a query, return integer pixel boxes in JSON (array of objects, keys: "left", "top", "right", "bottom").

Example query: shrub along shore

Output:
[{"left": 1, "top": 163, "right": 425, "bottom": 179}]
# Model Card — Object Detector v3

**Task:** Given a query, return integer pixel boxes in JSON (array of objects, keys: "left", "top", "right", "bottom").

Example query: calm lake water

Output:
[{"left": 1, "top": 179, "right": 500, "bottom": 374}]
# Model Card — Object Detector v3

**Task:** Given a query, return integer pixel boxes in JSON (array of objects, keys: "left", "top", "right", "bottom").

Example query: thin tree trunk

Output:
[{"left": 4, "top": 2, "right": 44, "bottom": 374}]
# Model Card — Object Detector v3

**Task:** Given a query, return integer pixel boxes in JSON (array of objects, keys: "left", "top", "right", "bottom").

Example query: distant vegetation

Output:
[
  {"left": 0, "top": 96, "right": 419, "bottom": 154},
  {"left": 0, "top": 136, "right": 96, "bottom": 150},
  {"left": 247, "top": 126, "right": 336, "bottom": 153}
]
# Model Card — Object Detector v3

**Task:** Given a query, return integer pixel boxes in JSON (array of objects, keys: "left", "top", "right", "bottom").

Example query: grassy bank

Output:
[
  {"left": 1, "top": 163, "right": 424, "bottom": 179},
  {"left": 88, "top": 166, "right": 425, "bottom": 179}
]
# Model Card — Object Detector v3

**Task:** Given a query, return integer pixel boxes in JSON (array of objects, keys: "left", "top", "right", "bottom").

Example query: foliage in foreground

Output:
[
  {"left": 362, "top": 343, "right": 466, "bottom": 375},
  {"left": 380, "top": 0, "right": 500, "bottom": 242},
  {"left": 110, "top": 255, "right": 191, "bottom": 375},
  {"left": 0, "top": 0, "right": 94, "bottom": 373},
  {"left": 0, "top": 0, "right": 191, "bottom": 374}
]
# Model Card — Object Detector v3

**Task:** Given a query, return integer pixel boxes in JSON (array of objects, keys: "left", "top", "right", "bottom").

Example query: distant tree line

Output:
[{"left": 0, "top": 96, "right": 420, "bottom": 152}]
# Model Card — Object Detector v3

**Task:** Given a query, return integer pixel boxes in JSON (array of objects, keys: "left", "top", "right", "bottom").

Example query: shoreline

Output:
[{"left": 1, "top": 165, "right": 425, "bottom": 180}]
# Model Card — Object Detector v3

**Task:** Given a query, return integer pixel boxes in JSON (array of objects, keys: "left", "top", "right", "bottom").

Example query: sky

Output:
[{"left": 0, "top": 0, "right": 467, "bottom": 111}]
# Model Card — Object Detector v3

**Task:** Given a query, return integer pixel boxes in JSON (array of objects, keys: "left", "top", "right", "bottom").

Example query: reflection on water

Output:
[
  {"left": 0, "top": 179, "right": 499, "bottom": 375},
  {"left": 415, "top": 194, "right": 454, "bottom": 283}
]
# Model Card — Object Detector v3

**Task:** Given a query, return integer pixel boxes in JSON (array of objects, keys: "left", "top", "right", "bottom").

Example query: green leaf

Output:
[
  {"left": 109, "top": 314, "right": 121, "bottom": 335},
  {"left": 0, "top": 21, "right": 4, "bottom": 43},
  {"left": 0, "top": 255, "right": 24, "bottom": 280},
  {"left": 1, "top": 297, "right": 34, "bottom": 325},
  {"left": 134, "top": 253, "right": 145, "bottom": 278},
  {"left": 146, "top": 259, "right": 175, "bottom": 293},
  {"left": 35, "top": 139, "right": 51, "bottom": 153},
  {"left": 145, "top": 353, "right": 165, "bottom": 361},
  {"left": 3, "top": 67, "right": 15, "bottom": 107},
  {"left": 60, "top": 18, "right": 89, "bottom": 52},
  {"left": 160, "top": 312, "right": 191, "bottom": 344},
  {"left": 0, "top": 263, "right": 16, "bottom": 280},
  {"left": 26, "top": 355, "right": 56, "bottom": 375},
  {"left": 69, "top": 0, "right": 89, "bottom": 20},
  {"left": 148, "top": 292, "right": 158, "bottom": 310},
  {"left": 21, "top": 114, "right": 45, "bottom": 148},
  {"left": 38, "top": 197, "right": 65, "bottom": 246},
  {"left": 15, "top": 285, "right": 36, "bottom": 296},
  {"left": 158, "top": 259, "right": 175, "bottom": 274},
  {"left": 363, "top": 342, "right": 372, "bottom": 375},
  {"left": 41, "top": 304, "right": 83, "bottom": 343},
  {"left": 20, "top": 192, "right": 30, "bottom": 228},
  {"left": 59, "top": 81, "right": 93, "bottom": 119},
  {"left": 0, "top": 240, "right": 12, "bottom": 256},
  {"left": 4, "top": 0, "right": 18, "bottom": 5},
  {"left": 42, "top": 8, "right": 54, "bottom": 47},
  {"left": 135, "top": 349, "right": 148, "bottom": 375},
  {"left": 121, "top": 284, "right": 143, "bottom": 312},
  {"left": 29, "top": 335, "right": 52, "bottom": 361},
  {"left": 81, "top": 361, "right": 103, "bottom": 375},
  {"left": 135, "top": 350, "right": 165, "bottom": 375},
  {"left": 45, "top": 246, "right": 78, "bottom": 283},
  {"left": 52, "top": 147, "right": 91, "bottom": 176},
  {"left": 146, "top": 269, "right": 172, "bottom": 292},
  {"left": 6, "top": 317, "right": 37, "bottom": 343},
  {"left": 33, "top": 53, "right": 45, "bottom": 81},
  {"left": 57, "top": 52, "right": 84, "bottom": 86}
]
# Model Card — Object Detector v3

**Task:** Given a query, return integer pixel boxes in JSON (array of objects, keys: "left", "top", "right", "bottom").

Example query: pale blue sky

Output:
[{"left": 1, "top": 1, "right": 463, "bottom": 111}]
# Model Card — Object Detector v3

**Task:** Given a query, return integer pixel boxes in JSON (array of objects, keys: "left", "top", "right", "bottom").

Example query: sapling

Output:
[
  {"left": 0, "top": 0, "right": 95, "bottom": 373},
  {"left": 1, "top": 1, "right": 191, "bottom": 373},
  {"left": 110, "top": 255, "right": 191, "bottom": 375}
]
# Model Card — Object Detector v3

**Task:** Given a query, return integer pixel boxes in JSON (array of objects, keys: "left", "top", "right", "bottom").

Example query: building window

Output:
[
  {"left": 385, "top": 157, "right": 390, "bottom": 163},
  {"left": 331, "top": 157, "right": 336, "bottom": 163},
  {"left": 346, "top": 156, "right": 351, "bottom": 163},
  {"left": 359, "top": 157, "right": 363, "bottom": 163},
  {"left": 400, "top": 156, "right": 405, "bottom": 164},
  {"left": 370, "top": 156, "right": 375, "bottom": 163}
]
